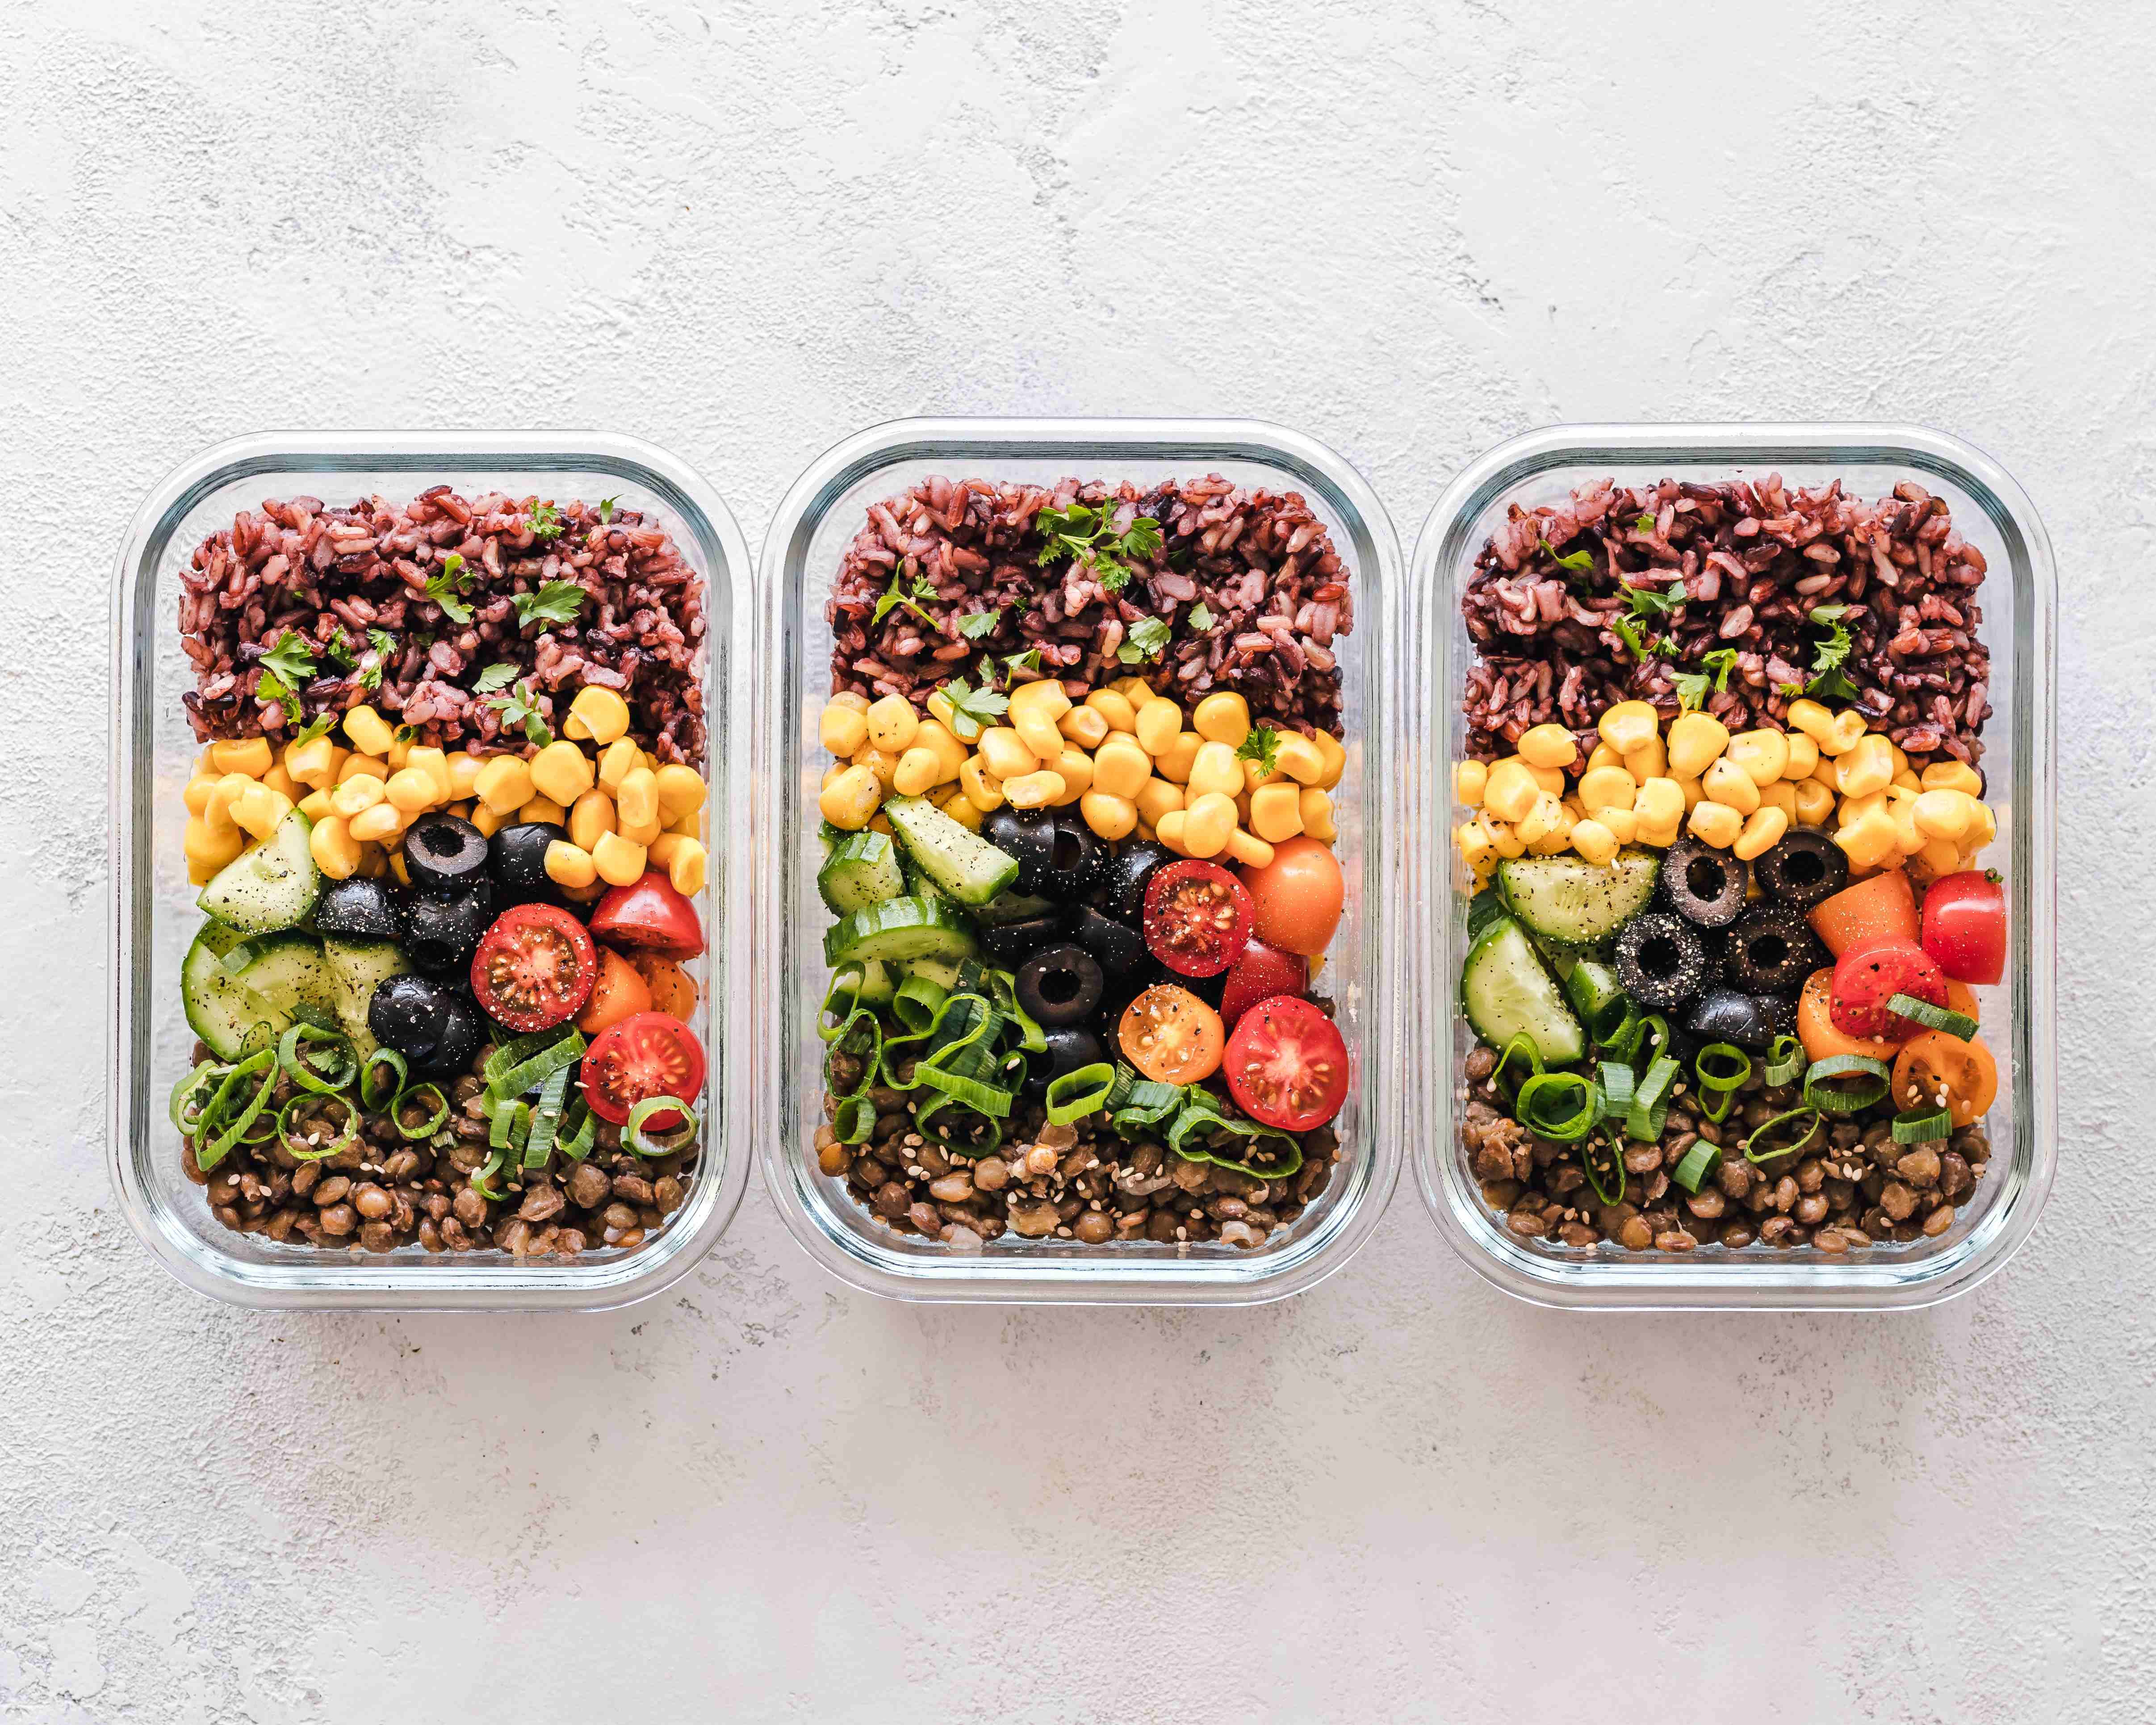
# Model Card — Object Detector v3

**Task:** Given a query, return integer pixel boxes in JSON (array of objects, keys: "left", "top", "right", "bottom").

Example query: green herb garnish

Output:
[
  {"left": 482, "top": 677, "right": 553, "bottom": 748},
  {"left": 1186, "top": 601, "right": 1215, "bottom": 632},
  {"left": 255, "top": 667, "right": 302, "bottom": 723},
  {"left": 1622, "top": 580, "right": 1683, "bottom": 620},
  {"left": 471, "top": 662, "right": 522, "bottom": 695},
  {"left": 528, "top": 502, "right": 563, "bottom": 540},
  {"left": 938, "top": 677, "right": 1009, "bottom": 742},
  {"left": 512, "top": 580, "right": 588, "bottom": 629},
  {"left": 1670, "top": 647, "right": 1740, "bottom": 712},
  {"left": 957, "top": 607, "right": 1004, "bottom": 641},
  {"left": 1541, "top": 539, "right": 1596, "bottom": 574},
  {"left": 1001, "top": 648, "right": 1042, "bottom": 687},
  {"left": 257, "top": 632, "right": 318, "bottom": 688},
  {"left": 289, "top": 711, "right": 338, "bottom": 746},
  {"left": 425, "top": 553, "right": 476, "bottom": 624},
  {"left": 1035, "top": 501, "right": 1162, "bottom": 595},
  {"left": 1804, "top": 603, "right": 1859, "bottom": 702},
  {"left": 1236, "top": 726, "right": 1281, "bottom": 777},
  {"left": 872, "top": 568, "right": 937, "bottom": 627},
  {"left": 1608, "top": 614, "right": 1676, "bottom": 663},
  {"left": 1118, "top": 616, "right": 1172, "bottom": 664},
  {"left": 597, "top": 496, "right": 618, "bottom": 524},
  {"left": 1633, "top": 511, "right": 1658, "bottom": 533}
]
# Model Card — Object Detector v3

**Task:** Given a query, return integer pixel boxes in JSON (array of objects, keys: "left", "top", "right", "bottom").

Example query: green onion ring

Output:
[
  {"left": 913, "top": 1064, "right": 1015, "bottom": 1118},
  {"left": 470, "top": 1148, "right": 510, "bottom": 1202},
  {"left": 557, "top": 1098, "right": 596, "bottom": 1162},
  {"left": 1490, "top": 1032, "right": 1544, "bottom": 1094},
  {"left": 1891, "top": 1106, "right": 1951, "bottom": 1144},
  {"left": 1515, "top": 1071, "right": 1597, "bottom": 1143},
  {"left": 832, "top": 1094, "right": 876, "bottom": 1146},
  {"left": 1596, "top": 1005, "right": 1641, "bottom": 1059},
  {"left": 1694, "top": 1043, "right": 1752, "bottom": 1093},
  {"left": 390, "top": 1082, "right": 450, "bottom": 1141},
  {"left": 1743, "top": 1105, "right": 1823, "bottom": 1165},
  {"left": 1763, "top": 1034, "right": 1806, "bottom": 1087},
  {"left": 891, "top": 974, "right": 950, "bottom": 1035},
  {"left": 196, "top": 1050, "right": 277, "bottom": 1170},
  {"left": 484, "top": 1027, "right": 587, "bottom": 1101},
  {"left": 1625, "top": 1055, "right": 1681, "bottom": 1142},
  {"left": 169, "top": 1059, "right": 227, "bottom": 1135},
  {"left": 1576, "top": 1137, "right": 1624, "bottom": 1207},
  {"left": 277, "top": 1022, "right": 357, "bottom": 1094},
  {"left": 1700, "top": 1086, "right": 1736, "bottom": 1125},
  {"left": 490, "top": 1095, "right": 531, "bottom": 1152},
  {"left": 1802, "top": 1054, "right": 1892, "bottom": 1116},
  {"left": 523, "top": 1067, "right": 572, "bottom": 1168},
  {"left": 625, "top": 1094, "right": 698, "bottom": 1158},
  {"left": 1887, "top": 992, "right": 1978, "bottom": 1041},
  {"left": 822, "top": 1007, "right": 883, "bottom": 1100},
  {"left": 359, "top": 1047, "right": 409, "bottom": 1112},
  {"left": 1043, "top": 1061, "right": 1116, "bottom": 1126},
  {"left": 1671, "top": 1139, "right": 1721, "bottom": 1194},
  {"left": 1596, "top": 1060, "right": 1636, "bottom": 1122},
  {"left": 277, "top": 1093, "right": 360, "bottom": 1162},
  {"left": 817, "top": 964, "right": 869, "bottom": 1040},
  {"left": 912, "top": 1093, "right": 1004, "bottom": 1160}
]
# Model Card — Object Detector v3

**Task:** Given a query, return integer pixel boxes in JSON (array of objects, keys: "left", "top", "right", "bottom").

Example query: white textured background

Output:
[{"left": 4, "top": 2, "right": 2151, "bottom": 1720}]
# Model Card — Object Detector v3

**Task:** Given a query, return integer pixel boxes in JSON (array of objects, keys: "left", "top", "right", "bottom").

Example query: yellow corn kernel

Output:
[
  {"left": 471, "top": 802, "right": 509, "bottom": 838},
  {"left": 666, "top": 800, "right": 705, "bottom": 839},
  {"left": 1133, "top": 698, "right": 1182, "bottom": 757},
  {"left": 1758, "top": 779, "right": 1798, "bottom": 821},
  {"left": 1575, "top": 765, "right": 1635, "bottom": 815},
  {"left": 1891, "top": 800, "right": 1927, "bottom": 858},
  {"left": 1840, "top": 790, "right": 1888, "bottom": 828},
  {"left": 1181, "top": 792, "right": 1238, "bottom": 859},
  {"left": 568, "top": 788, "right": 616, "bottom": 853},
  {"left": 1457, "top": 818, "right": 1497, "bottom": 873},
  {"left": 1013, "top": 707, "right": 1065, "bottom": 763},
  {"left": 231, "top": 783, "right": 293, "bottom": 840},
  {"left": 1733, "top": 806, "right": 1788, "bottom": 862},
  {"left": 865, "top": 694, "right": 921, "bottom": 755},
  {"left": 383, "top": 766, "right": 435, "bottom": 814},
  {"left": 386, "top": 734, "right": 413, "bottom": 771},
  {"left": 906, "top": 722, "right": 965, "bottom": 785},
  {"left": 1298, "top": 787, "right": 1337, "bottom": 844},
  {"left": 1726, "top": 729, "right": 1789, "bottom": 786},
  {"left": 1185, "top": 740, "right": 1242, "bottom": 804},
  {"left": 850, "top": 744, "right": 903, "bottom": 792},
  {"left": 1092, "top": 737, "right": 1151, "bottom": 801},
  {"left": 1484, "top": 815, "right": 1524, "bottom": 858},
  {"left": 818, "top": 764, "right": 881, "bottom": 830},
  {"left": 1192, "top": 691, "right": 1252, "bottom": 749},
  {"left": 829, "top": 691, "right": 871, "bottom": 716},
  {"left": 1225, "top": 827, "right": 1275, "bottom": 870},
  {"left": 1135, "top": 778, "right": 1184, "bottom": 828},
  {"left": 662, "top": 837, "right": 707, "bottom": 896},
  {"left": 1913, "top": 788, "right": 1975, "bottom": 841},
  {"left": 589, "top": 738, "right": 634, "bottom": 795},
  {"left": 1835, "top": 734, "right": 1894, "bottom": 799},
  {"left": 1793, "top": 779, "right": 1836, "bottom": 825},
  {"left": 1821, "top": 708, "right": 1869, "bottom": 757},
  {"left": 820, "top": 700, "right": 869, "bottom": 758},
  {"left": 1892, "top": 767, "right": 1922, "bottom": 793},
  {"left": 590, "top": 830, "right": 647, "bottom": 888},
  {"left": 1008, "top": 676, "right": 1071, "bottom": 721},
  {"left": 1783, "top": 732, "right": 1820, "bottom": 780},
  {"left": 1702, "top": 757, "right": 1761, "bottom": 816},
  {"left": 924, "top": 688, "right": 958, "bottom": 732},
  {"left": 637, "top": 765, "right": 699, "bottom": 826},
  {"left": 1147, "top": 732, "right": 1197, "bottom": 785},
  {"left": 1078, "top": 689, "right": 1134, "bottom": 736},
  {"left": 1785, "top": 698, "right": 1834, "bottom": 745},
  {"left": 1050, "top": 749, "right": 1094, "bottom": 806},
  {"left": 1834, "top": 810, "right": 1900, "bottom": 871},
  {"left": 284, "top": 734, "right": 340, "bottom": 789},
  {"left": 1564, "top": 817, "right": 1614, "bottom": 865},
  {"left": 1597, "top": 700, "right": 1659, "bottom": 754},
  {"left": 1058, "top": 705, "right": 1110, "bottom": 750},
  {"left": 1523, "top": 761, "right": 1566, "bottom": 797},
  {"left": 1453, "top": 760, "right": 1488, "bottom": 808},
  {"left": 1515, "top": 791, "right": 1565, "bottom": 847},
  {"left": 1633, "top": 777, "right": 1684, "bottom": 832},
  {"left": 1589, "top": 805, "right": 1638, "bottom": 845},
  {"left": 1482, "top": 760, "right": 1541, "bottom": 825},
  {"left": 210, "top": 737, "right": 274, "bottom": 778},
  {"left": 1665, "top": 712, "right": 1730, "bottom": 779},
  {"left": 338, "top": 752, "right": 389, "bottom": 785},
  {"left": 184, "top": 773, "right": 223, "bottom": 817},
  {"left": 936, "top": 792, "right": 984, "bottom": 833},
  {"left": 609, "top": 766, "right": 653, "bottom": 833},
  {"left": 341, "top": 704, "right": 393, "bottom": 756},
  {"left": 436, "top": 753, "right": 480, "bottom": 802},
  {"left": 1249, "top": 782, "right": 1305, "bottom": 844},
  {"left": 525, "top": 740, "right": 591, "bottom": 805},
  {"left": 1080, "top": 791, "right": 1137, "bottom": 842},
  {"left": 648, "top": 831, "right": 686, "bottom": 869},
  {"left": 1103, "top": 674, "right": 1151, "bottom": 707},
  {"left": 1517, "top": 723, "right": 1578, "bottom": 771},
  {"left": 258, "top": 763, "right": 301, "bottom": 804},
  {"left": 1915, "top": 835, "right": 1961, "bottom": 875},
  {"left": 470, "top": 754, "right": 530, "bottom": 816},
  {"left": 1584, "top": 741, "right": 1626, "bottom": 776},
  {"left": 1688, "top": 798, "right": 1742, "bottom": 849},
  {"left": 1312, "top": 730, "right": 1346, "bottom": 791},
  {"left": 959, "top": 756, "right": 1004, "bottom": 812},
  {"left": 1679, "top": 776, "right": 1707, "bottom": 812},
  {"left": 398, "top": 745, "right": 445, "bottom": 804},
  {"left": 296, "top": 788, "right": 334, "bottom": 823},
  {"left": 977, "top": 727, "right": 1038, "bottom": 782},
  {"left": 544, "top": 839, "right": 598, "bottom": 889},
  {"left": 1270, "top": 732, "right": 1324, "bottom": 786},
  {"left": 1154, "top": 810, "right": 1190, "bottom": 856},
  {"left": 183, "top": 814, "right": 245, "bottom": 873},
  {"left": 1915, "top": 760, "right": 1980, "bottom": 798},
  {"left": 553, "top": 686, "right": 626, "bottom": 748},
  {"left": 1966, "top": 798, "right": 1997, "bottom": 852},
  {"left": 1622, "top": 733, "right": 1667, "bottom": 784},
  {"left": 348, "top": 801, "right": 406, "bottom": 845},
  {"left": 888, "top": 747, "right": 938, "bottom": 799},
  {"left": 306, "top": 814, "right": 361, "bottom": 880},
  {"left": 1004, "top": 770, "right": 1066, "bottom": 810}
]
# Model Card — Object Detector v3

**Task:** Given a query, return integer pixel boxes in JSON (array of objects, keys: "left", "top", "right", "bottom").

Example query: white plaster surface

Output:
[{"left": 2, "top": 1, "right": 2152, "bottom": 1719}]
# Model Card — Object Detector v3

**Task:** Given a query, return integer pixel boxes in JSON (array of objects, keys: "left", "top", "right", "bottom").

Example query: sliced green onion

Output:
[
  {"left": 278, "top": 1093, "right": 360, "bottom": 1162},
  {"left": 1891, "top": 1106, "right": 1951, "bottom": 1144},
  {"left": 1596, "top": 1005, "right": 1641, "bottom": 1058},
  {"left": 359, "top": 1047, "right": 409, "bottom": 1111},
  {"left": 1625, "top": 1055, "right": 1680, "bottom": 1141},
  {"left": 1700, "top": 1086, "right": 1736, "bottom": 1125},
  {"left": 1043, "top": 1061, "right": 1116, "bottom": 1126},
  {"left": 625, "top": 1094, "right": 698, "bottom": 1158},
  {"left": 913, "top": 1063, "right": 1015, "bottom": 1118},
  {"left": 822, "top": 1007, "right": 883, "bottom": 1100},
  {"left": 1803, "top": 1053, "right": 1892, "bottom": 1116},
  {"left": 832, "top": 1094, "right": 875, "bottom": 1145},
  {"left": 1743, "top": 1105, "right": 1823, "bottom": 1164},
  {"left": 469, "top": 1148, "right": 510, "bottom": 1202},
  {"left": 1579, "top": 1139, "right": 1626, "bottom": 1207},
  {"left": 484, "top": 1026, "right": 586, "bottom": 1101},
  {"left": 891, "top": 974, "right": 949, "bottom": 1035},
  {"left": 817, "top": 964, "right": 869, "bottom": 1040},
  {"left": 196, "top": 1050, "right": 276, "bottom": 1170},
  {"left": 277, "top": 1022, "right": 357, "bottom": 1094},
  {"left": 557, "top": 1097, "right": 596, "bottom": 1161},
  {"left": 1108, "top": 1069, "right": 1185, "bottom": 1134},
  {"left": 1515, "top": 1071, "right": 1597, "bottom": 1142},
  {"left": 1887, "top": 992, "right": 1977, "bottom": 1041},
  {"left": 391, "top": 1082, "right": 450, "bottom": 1140},
  {"left": 1636, "top": 1014, "right": 1671, "bottom": 1068},
  {"left": 169, "top": 1059, "right": 227, "bottom": 1135},
  {"left": 1763, "top": 1034, "right": 1805, "bottom": 1087},
  {"left": 489, "top": 1096, "right": 529, "bottom": 1151},
  {"left": 1671, "top": 1139, "right": 1722, "bottom": 1194},
  {"left": 523, "top": 1067, "right": 572, "bottom": 1168},
  {"left": 1164, "top": 1090, "right": 1303, "bottom": 1180},
  {"left": 1562, "top": 959, "right": 1632, "bottom": 1045},
  {"left": 1595, "top": 1059, "right": 1636, "bottom": 1121},
  {"left": 912, "top": 1093, "right": 1004, "bottom": 1160},
  {"left": 1694, "top": 1043, "right": 1751, "bottom": 1093},
  {"left": 1490, "top": 1032, "right": 1544, "bottom": 1094}
]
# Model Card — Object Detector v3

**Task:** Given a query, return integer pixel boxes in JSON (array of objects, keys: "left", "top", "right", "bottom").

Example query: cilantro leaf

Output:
[
  {"left": 1804, "top": 604, "right": 1859, "bottom": 701},
  {"left": 359, "top": 628, "right": 396, "bottom": 691},
  {"left": 1608, "top": 614, "right": 1675, "bottom": 663},
  {"left": 938, "top": 677, "right": 1009, "bottom": 742},
  {"left": 1633, "top": 511, "right": 1658, "bottom": 533},
  {"left": 597, "top": 496, "right": 618, "bottom": 524},
  {"left": 1622, "top": 580, "right": 1683, "bottom": 620},
  {"left": 1670, "top": 647, "right": 1739, "bottom": 712},
  {"left": 957, "top": 607, "right": 1004, "bottom": 641},
  {"left": 872, "top": 568, "right": 937, "bottom": 627},
  {"left": 1118, "top": 616, "right": 1172, "bottom": 664},
  {"left": 318, "top": 636, "right": 356, "bottom": 670},
  {"left": 1001, "top": 648, "right": 1042, "bottom": 688},
  {"left": 528, "top": 502, "right": 563, "bottom": 540},
  {"left": 1235, "top": 727, "right": 1281, "bottom": 777},
  {"left": 254, "top": 666, "right": 303, "bottom": 723},
  {"left": 1035, "top": 501, "right": 1163, "bottom": 595},
  {"left": 1541, "top": 539, "right": 1596, "bottom": 574},
  {"left": 1670, "top": 671, "right": 1710, "bottom": 712},
  {"left": 257, "top": 631, "right": 318, "bottom": 688},
  {"left": 481, "top": 677, "right": 553, "bottom": 748},
  {"left": 1186, "top": 602, "right": 1214, "bottom": 632},
  {"left": 289, "top": 711, "right": 338, "bottom": 746},
  {"left": 512, "top": 580, "right": 588, "bottom": 630},
  {"left": 425, "top": 552, "right": 476, "bottom": 624},
  {"left": 368, "top": 628, "right": 396, "bottom": 657},
  {"left": 471, "top": 662, "right": 522, "bottom": 695}
]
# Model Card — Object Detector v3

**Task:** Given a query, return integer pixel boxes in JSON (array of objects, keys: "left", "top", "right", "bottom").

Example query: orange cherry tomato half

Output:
[
  {"left": 1238, "top": 835, "right": 1344, "bottom": 959},
  {"left": 629, "top": 952, "right": 699, "bottom": 1021},
  {"left": 1223, "top": 996, "right": 1348, "bottom": 1132},
  {"left": 1116, "top": 984, "right": 1226, "bottom": 1085},
  {"left": 576, "top": 945, "right": 653, "bottom": 1036},
  {"left": 1796, "top": 969, "right": 1905, "bottom": 1065},
  {"left": 1807, "top": 868, "right": 1918, "bottom": 958},
  {"left": 1892, "top": 1031, "right": 1998, "bottom": 1128}
]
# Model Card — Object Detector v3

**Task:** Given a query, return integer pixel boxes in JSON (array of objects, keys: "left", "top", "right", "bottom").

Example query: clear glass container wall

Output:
[
  {"left": 758, "top": 419, "right": 1406, "bottom": 1302},
  {"left": 109, "top": 432, "right": 755, "bottom": 1310},
  {"left": 1411, "top": 424, "right": 2056, "bottom": 1310}
]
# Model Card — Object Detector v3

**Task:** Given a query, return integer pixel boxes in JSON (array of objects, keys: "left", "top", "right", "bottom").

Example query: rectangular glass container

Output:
[
  {"left": 108, "top": 431, "right": 755, "bottom": 1311},
  {"left": 1410, "top": 423, "right": 2057, "bottom": 1310},
  {"left": 757, "top": 418, "right": 1406, "bottom": 1302}
]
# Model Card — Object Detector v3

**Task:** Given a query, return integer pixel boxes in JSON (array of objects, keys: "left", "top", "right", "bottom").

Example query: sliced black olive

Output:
[
  {"left": 1022, "top": 1024, "right": 1105, "bottom": 1101},
  {"left": 431, "top": 990, "right": 488, "bottom": 1076},
  {"left": 489, "top": 821, "right": 566, "bottom": 903},
  {"left": 1754, "top": 829, "right": 1850, "bottom": 907},
  {"left": 983, "top": 808, "right": 1056, "bottom": 895},
  {"left": 314, "top": 876, "right": 404, "bottom": 941},
  {"left": 403, "top": 812, "right": 490, "bottom": 895},
  {"left": 1069, "top": 905, "right": 1148, "bottom": 977},
  {"left": 1013, "top": 944, "right": 1105, "bottom": 1028},
  {"left": 1723, "top": 906, "right": 1826, "bottom": 995},
  {"left": 368, "top": 973, "right": 468, "bottom": 1069},
  {"left": 1612, "top": 912, "right": 1709, "bottom": 1009},
  {"left": 398, "top": 879, "right": 497, "bottom": 972},
  {"left": 1656, "top": 839, "right": 1749, "bottom": 927},
  {"left": 980, "top": 915, "right": 1066, "bottom": 968},
  {"left": 1685, "top": 986, "right": 1781, "bottom": 1051},
  {"left": 1101, "top": 840, "right": 1175, "bottom": 924},
  {"left": 1034, "top": 812, "right": 1104, "bottom": 902}
]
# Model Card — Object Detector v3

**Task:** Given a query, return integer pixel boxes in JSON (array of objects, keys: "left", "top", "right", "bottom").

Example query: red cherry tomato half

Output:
[
  {"left": 590, "top": 870, "right": 705, "bottom": 961},
  {"left": 1238, "top": 835, "right": 1344, "bottom": 959},
  {"left": 1218, "top": 938, "right": 1308, "bottom": 1031},
  {"left": 470, "top": 903, "right": 598, "bottom": 1032},
  {"left": 1829, "top": 937, "right": 1947, "bottom": 1042},
  {"left": 580, "top": 1011, "right": 706, "bottom": 1130},
  {"left": 1920, "top": 870, "right": 2006, "bottom": 985},
  {"left": 1141, "top": 860, "right": 1254, "bottom": 978},
  {"left": 1222, "top": 995, "right": 1349, "bottom": 1132}
]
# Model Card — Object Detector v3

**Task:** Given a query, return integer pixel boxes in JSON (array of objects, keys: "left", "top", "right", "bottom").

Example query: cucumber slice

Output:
[
  {"left": 880, "top": 795, "right": 1020, "bottom": 907},
  {"left": 973, "top": 890, "right": 1060, "bottom": 927},
  {"left": 180, "top": 923, "right": 336, "bottom": 1060},
  {"left": 901, "top": 856, "right": 950, "bottom": 902},
  {"left": 1497, "top": 847, "right": 1660, "bottom": 947},
  {"left": 196, "top": 809, "right": 322, "bottom": 934},
  {"left": 322, "top": 938, "right": 414, "bottom": 1055},
  {"left": 1461, "top": 915, "right": 1584, "bottom": 1065},
  {"left": 900, "top": 956, "right": 966, "bottom": 992},
  {"left": 851, "top": 959, "right": 897, "bottom": 1006},
  {"left": 823, "top": 896, "right": 980, "bottom": 966},
  {"left": 817, "top": 831, "right": 907, "bottom": 914}
]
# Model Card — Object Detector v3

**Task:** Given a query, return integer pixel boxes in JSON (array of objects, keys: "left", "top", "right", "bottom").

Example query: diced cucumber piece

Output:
[
  {"left": 1497, "top": 847, "right": 1660, "bottom": 948},
  {"left": 817, "top": 830, "right": 907, "bottom": 914},
  {"left": 1461, "top": 915, "right": 1584, "bottom": 1065},
  {"left": 322, "top": 938, "right": 414, "bottom": 1055},
  {"left": 196, "top": 808, "right": 322, "bottom": 934},
  {"left": 180, "top": 923, "right": 336, "bottom": 1060},
  {"left": 880, "top": 795, "right": 1020, "bottom": 907},
  {"left": 823, "top": 896, "right": 980, "bottom": 966}
]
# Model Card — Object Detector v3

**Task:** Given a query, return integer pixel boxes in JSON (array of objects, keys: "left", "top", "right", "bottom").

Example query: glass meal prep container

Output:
[
  {"left": 1411, "top": 422, "right": 2057, "bottom": 1311},
  {"left": 107, "top": 431, "right": 755, "bottom": 1311},
  {"left": 756, "top": 417, "right": 1407, "bottom": 1303}
]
